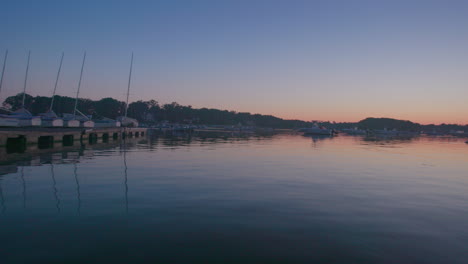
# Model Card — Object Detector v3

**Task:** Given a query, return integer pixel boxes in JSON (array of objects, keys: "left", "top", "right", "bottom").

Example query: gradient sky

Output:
[{"left": 1, "top": 0, "right": 468, "bottom": 124}]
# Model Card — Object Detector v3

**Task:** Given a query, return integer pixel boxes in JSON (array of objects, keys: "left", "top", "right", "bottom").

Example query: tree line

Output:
[
  {"left": 1, "top": 93, "right": 313, "bottom": 128},
  {"left": 323, "top": 117, "right": 468, "bottom": 133},
  {"left": 2, "top": 93, "right": 466, "bottom": 131}
]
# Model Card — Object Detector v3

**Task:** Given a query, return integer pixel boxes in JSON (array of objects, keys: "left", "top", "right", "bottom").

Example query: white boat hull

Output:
[
  {"left": 17, "top": 117, "right": 42, "bottom": 127},
  {"left": 64, "top": 120, "right": 80, "bottom": 127},
  {"left": 0, "top": 117, "right": 20, "bottom": 127},
  {"left": 93, "top": 121, "right": 121, "bottom": 128},
  {"left": 117, "top": 116, "right": 139, "bottom": 127},
  {"left": 82, "top": 120, "right": 95, "bottom": 128},
  {"left": 41, "top": 118, "right": 64, "bottom": 127}
]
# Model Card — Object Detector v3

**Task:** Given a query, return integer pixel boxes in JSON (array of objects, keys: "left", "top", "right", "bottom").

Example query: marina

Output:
[{"left": 1, "top": 1, "right": 468, "bottom": 262}]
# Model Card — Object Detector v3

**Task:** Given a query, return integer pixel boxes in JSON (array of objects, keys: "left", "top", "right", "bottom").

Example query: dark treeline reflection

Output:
[
  {"left": 148, "top": 130, "right": 276, "bottom": 148},
  {"left": 303, "top": 133, "right": 420, "bottom": 147},
  {"left": 0, "top": 131, "right": 277, "bottom": 172},
  {"left": 3, "top": 130, "right": 455, "bottom": 171}
]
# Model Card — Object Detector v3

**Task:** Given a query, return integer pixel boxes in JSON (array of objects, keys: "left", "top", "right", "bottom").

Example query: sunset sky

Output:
[{"left": 1, "top": 0, "right": 467, "bottom": 124}]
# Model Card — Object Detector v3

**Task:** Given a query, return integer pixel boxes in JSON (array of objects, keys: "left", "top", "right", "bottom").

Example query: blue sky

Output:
[{"left": 1, "top": 0, "right": 468, "bottom": 124}]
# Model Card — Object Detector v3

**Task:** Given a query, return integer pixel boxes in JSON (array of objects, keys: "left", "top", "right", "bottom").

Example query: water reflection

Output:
[
  {"left": 73, "top": 163, "right": 81, "bottom": 214},
  {"left": 0, "top": 132, "right": 278, "bottom": 215},
  {"left": 20, "top": 167, "right": 26, "bottom": 209},
  {"left": 50, "top": 164, "right": 60, "bottom": 212},
  {"left": 303, "top": 135, "right": 334, "bottom": 148},
  {"left": 0, "top": 133, "right": 467, "bottom": 263},
  {"left": 361, "top": 135, "right": 417, "bottom": 144},
  {"left": 0, "top": 180, "right": 4, "bottom": 214},
  {"left": 122, "top": 140, "right": 129, "bottom": 214}
]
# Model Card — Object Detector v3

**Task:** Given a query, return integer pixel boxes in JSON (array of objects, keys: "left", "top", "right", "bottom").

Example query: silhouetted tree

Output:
[
  {"left": 127, "top": 100, "right": 150, "bottom": 121},
  {"left": 94, "top": 97, "right": 124, "bottom": 119},
  {"left": 3, "top": 93, "right": 34, "bottom": 111}
]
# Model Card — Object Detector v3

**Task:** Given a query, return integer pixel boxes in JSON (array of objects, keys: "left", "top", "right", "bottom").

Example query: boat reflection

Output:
[{"left": 303, "top": 134, "right": 334, "bottom": 148}]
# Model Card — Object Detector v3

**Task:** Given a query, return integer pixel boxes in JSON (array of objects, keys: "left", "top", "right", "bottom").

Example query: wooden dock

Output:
[{"left": 0, "top": 127, "right": 147, "bottom": 150}]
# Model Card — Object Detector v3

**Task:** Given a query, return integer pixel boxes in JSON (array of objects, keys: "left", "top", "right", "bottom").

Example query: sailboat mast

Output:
[
  {"left": 50, "top": 52, "right": 64, "bottom": 112},
  {"left": 124, "top": 52, "right": 133, "bottom": 118},
  {"left": 74, "top": 52, "right": 86, "bottom": 117},
  {"left": 0, "top": 50, "right": 8, "bottom": 96},
  {"left": 22, "top": 50, "right": 31, "bottom": 108}
]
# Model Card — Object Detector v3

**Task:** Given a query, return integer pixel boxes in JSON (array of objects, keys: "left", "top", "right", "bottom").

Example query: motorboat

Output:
[
  {"left": 301, "top": 125, "right": 334, "bottom": 136},
  {"left": 117, "top": 116, "right": 138, "bottom": 127}
]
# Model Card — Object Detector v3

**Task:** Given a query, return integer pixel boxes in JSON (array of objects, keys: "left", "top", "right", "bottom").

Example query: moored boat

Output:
[
  {"left": 39, "top": 111, "right": 63, "bottom": 127},
  {"left": 9, "top": 109, "right": 41, "bottom": 127},
  {"left": 63, "top": 118, "right": 80, "bottom": 127},
  {"left": 0, "top": 50, "right": 41, "bottom": 127},
  {"left": 117, "top": 116, "right": 138, "bottom": 127},
  {"left": 40, "top": 117, "right": 63, "bottom": 127},
  {"left": 82, "top": 120, "right": 95, "bottom": 128},
  {"left": 40, "top": 52, "right": 65, "bottom": 128},
  {"left": 118, "top": 53, "right": 138, "bottom": 128},
  {"left": 93, "top": 117, "right": 121, "bottom": 128},
  {"left": 301, "top": 125, "right": 334, "bottom": 136},
  {"left": 342, "top": 128, "right": 367, "bottom": 135},
  {"left": 62, "top": 52, "right": 95, "bottom": 128},
  {"left": 0, "top": 116, "right": 20, "bottom": 127}
]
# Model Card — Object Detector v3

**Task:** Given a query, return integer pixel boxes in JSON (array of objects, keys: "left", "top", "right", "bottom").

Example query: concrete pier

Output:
[{"left": 0, "top": 127, "right": 147, "bottom": 150}]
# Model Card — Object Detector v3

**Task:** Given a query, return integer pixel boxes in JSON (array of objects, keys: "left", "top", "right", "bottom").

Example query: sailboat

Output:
[
  {"left": 117, "top": 53, "right": 139, "bottom": 128},
  {"left": 0, "top": 50, "right": 20, "bottom": 127},
  {"left": 1, "top": 51, "right": 41, "bottom": 127},
  {"left": 63, "top": 52, "right": 94, "bottom": 128},
  {"left": 39, "top": 52, "right": 64, "bottom": 127}
]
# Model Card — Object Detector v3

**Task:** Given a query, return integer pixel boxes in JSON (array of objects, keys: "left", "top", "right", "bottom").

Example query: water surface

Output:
[{"left": 1, "top": 133, "right": 467, "bottom": 263}]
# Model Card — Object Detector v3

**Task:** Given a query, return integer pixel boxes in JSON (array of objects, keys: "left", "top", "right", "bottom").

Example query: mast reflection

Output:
[
  {"left": 20, "top": 167, "right": 26, "bottom": 209},
  {"left": 122, "top": 140, "right": 128, "bottom": 214},
  {"left": 0, "top": 180, "right": 5, "bottom": 214},
  {"left": 50, "top": 164, "right": 60, "bottom": 212},
  {"left": 74, "top": 163, "right": 81, "bottom": 214}
]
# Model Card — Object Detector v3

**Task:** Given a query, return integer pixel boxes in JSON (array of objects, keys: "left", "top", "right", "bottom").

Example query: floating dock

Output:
[{"left": 0, "top": 127, "right": 147, "bottom": 151}]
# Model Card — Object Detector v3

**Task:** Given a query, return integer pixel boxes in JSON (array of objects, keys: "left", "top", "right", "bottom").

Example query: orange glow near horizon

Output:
[{"left": 238, "top": 106, "right": 468, "bottom": 125}]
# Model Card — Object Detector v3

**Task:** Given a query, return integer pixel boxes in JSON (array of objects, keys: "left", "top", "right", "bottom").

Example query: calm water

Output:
[{"left": 0, "top": 132, "right": 467, "bottom": 263}]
